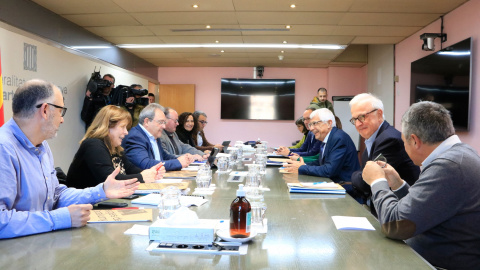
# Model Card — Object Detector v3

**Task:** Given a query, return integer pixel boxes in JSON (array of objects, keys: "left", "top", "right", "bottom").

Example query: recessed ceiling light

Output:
[
  {"left": 290, "top": 4, "right": 296, "bottom": 8},
  {"left": 221, "top": 50, "right": 225, "bottom": 53},
  {"left": 286, "top": 25, "right": 291, "bottom": 29},
  {"left": 283, "top": 41, "right": 288, "bottom": 44},
  {"left": 281, "top": 50, "right": 285, "bottom": 53},
  {"left": 192, "top": 4, "right": 198, "bottom": 8},
  {"left": 206, "top": 25, "right": 211, "bottom": 29},
  {"left": 215, "top": 40, "right": 219, "bottom": 43}
]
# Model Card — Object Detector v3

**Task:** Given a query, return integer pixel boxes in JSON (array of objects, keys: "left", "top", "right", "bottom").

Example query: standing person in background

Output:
[
  {"left": 289, "top": 117, "right": 309, "bottom": 149},
  {"left": 67, "top": 105, "right": 164, "bottom": 189},
  {"left": 192, "top": 111, "right": 224, "bottom": 152},
  {"left": 123, "top": 84, "right": 146, "bottom": 129},
  {"left": 148, "top": 93, "right": 155, "bottom": 104},
  {"left": 81, "top": 74, "right": 115, "bottom": 130},
  {"left": 309, "top": 87, "right": 334, "bottom": 114}
]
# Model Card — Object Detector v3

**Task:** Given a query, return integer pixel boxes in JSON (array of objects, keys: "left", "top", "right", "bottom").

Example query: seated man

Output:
[
  {"left": 277, "top": 108, "right": 321, "bottom": 157},
  {"left": 193, "top": 111, "right": 224, "bottom": 151},
  {"left": 122, "top": 103, "right": 193, "bottom": 171},
  {"left": 148, "top": 93, "right": 155, "bottom": 104},
  {"left": 362, "top": 101, "right": 480, "bottom": 269},
  {"left": 349, "top": 93, "right": 419, "bottom": 211},
  {"left": 160, "top": 107, "right": 208, "bottom": 160},
  {"left": 0, "top": 79, "right": 139, "bottom": 239},
  {"left": 285, "top": 108, "right": 360, "bottom": 199}
]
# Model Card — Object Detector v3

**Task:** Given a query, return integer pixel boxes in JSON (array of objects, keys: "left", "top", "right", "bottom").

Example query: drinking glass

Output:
[
  {"left": 217, "top": 156, "right": 229, "bottom": 173},
  {"left": 158, "top": 186, "right": 181, "bottom": 219},
  {"left": 195, "top": 167, "right": 212, "bottom": 189}
]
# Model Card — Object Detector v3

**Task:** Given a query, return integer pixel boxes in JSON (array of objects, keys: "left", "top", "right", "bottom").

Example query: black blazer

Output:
[{"left": 351, "top": 121, "right": 420, "bottom": 207}]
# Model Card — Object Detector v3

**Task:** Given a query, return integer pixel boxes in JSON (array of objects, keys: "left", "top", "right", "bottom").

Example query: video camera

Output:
[
  {"left": 111, "top": 85, "right": 149, "bottom": 107},
  {"left": 86, "top": 69, "right": 113, "bottom": 96}
]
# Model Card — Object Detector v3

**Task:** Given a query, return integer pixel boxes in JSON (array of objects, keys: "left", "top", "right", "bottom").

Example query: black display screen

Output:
[
  {"left": 410, "top": 37, "right": 472, "bottom": 130},
  {"left": 221, "top": 78, "right": 295, "bottom": 120}
]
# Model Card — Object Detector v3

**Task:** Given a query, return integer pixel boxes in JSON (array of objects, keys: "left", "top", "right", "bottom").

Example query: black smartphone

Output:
[
  {"left": 96, "top": 202, "right": 128, "bottom": 209},
  {"left": 122, "top": 194, "right": 139, "bottom": 200}
]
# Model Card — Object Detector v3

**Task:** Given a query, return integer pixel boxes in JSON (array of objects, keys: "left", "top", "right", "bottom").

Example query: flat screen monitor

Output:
[
  {"left": 221, "top": 78, "right": 295, "bottom": 120},
  {"left": 410, "top": 37, "right": 472, "bottom": 130}
]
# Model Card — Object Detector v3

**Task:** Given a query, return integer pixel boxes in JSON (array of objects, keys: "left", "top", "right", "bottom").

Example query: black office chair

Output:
[{"left": 55, "top": 167, "right": 68, "bottom": 185}]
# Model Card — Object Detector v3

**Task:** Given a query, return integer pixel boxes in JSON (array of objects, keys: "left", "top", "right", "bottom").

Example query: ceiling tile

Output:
[{"left": 63, "top": 14, "right": 140, "bottom": 27}]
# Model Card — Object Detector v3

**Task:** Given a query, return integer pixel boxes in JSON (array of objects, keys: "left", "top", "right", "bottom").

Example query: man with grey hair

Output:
[
  {"left": 362, "top": 101, "right": 480, "bottom": 269},
  {"left": 285, "top": 108, "right": 360, "bottom": 200},
  {"left": 349, "top": 93, "right": 419, "bottom": 210},
  {"left": 160, "top": 107, "right": 208, "bottom": 160},
  {"left": 0, "top": 79, "right": 139, "bottom": 239},
  {"left": 122, "top": 103, "right": 193, "bottom": 171},
  {"left": 193, "top": 111, "right": 224, "bottom": 151}
]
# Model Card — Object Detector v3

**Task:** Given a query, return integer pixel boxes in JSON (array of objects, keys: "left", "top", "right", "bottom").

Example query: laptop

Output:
[{"left": 221, "top": 141, "right": 231, "bottom": 153}]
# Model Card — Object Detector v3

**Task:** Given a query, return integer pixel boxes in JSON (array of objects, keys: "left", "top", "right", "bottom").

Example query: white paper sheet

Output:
[{"left": 331, "top": 216, "right": 375, "bottom": 231}]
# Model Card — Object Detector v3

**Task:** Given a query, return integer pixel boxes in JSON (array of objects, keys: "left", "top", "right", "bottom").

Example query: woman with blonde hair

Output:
[{"left": 67, "top": 105, "right": 164, "bottom": 189}]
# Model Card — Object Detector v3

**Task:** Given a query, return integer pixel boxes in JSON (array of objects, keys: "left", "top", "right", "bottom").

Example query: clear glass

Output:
[
  {"left": 245, "top": 172, "right": 260, "bottom": 187},
  {"left": 217, "top": 156, "right": 229, "bottom": 173},
  {"left": 158, "top": 186, "right": 181, "bottom": 219},
  {"left": 229, "top": 147, "right": 238, "bottom": 163},
  {"left": 235, "top": 143, "right": 244, "bottom": 158},
  {"left": 195, "top": 169, "right": 212, "bottom": 189}
]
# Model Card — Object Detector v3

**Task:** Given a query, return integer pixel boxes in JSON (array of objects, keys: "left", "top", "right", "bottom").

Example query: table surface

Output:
[{"left": 0, "top": 161, "right": 433, "bottom": 270}]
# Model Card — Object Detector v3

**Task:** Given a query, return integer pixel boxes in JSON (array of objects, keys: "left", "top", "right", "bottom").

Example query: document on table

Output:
[
  {"left": 132, "top": 193, "right": 208, "bottom": 207},
  {"left": 88, "top": 209, "right": 153, "bottom": 223},
  {"left": 331, "top": 216, "right": 375, "bottom": 231}
]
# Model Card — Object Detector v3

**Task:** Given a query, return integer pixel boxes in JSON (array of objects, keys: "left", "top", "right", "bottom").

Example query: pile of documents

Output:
[{"left": 287, "top": 182, "right": 346, "bottom": 194}]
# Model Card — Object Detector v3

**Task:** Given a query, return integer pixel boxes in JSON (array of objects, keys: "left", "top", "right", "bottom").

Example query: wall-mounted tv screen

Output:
[
  {"left": 410, "top": 37, "right": 472, "bottom": 130},
  {"left": 221, "top": 78, "right": 295, "bottom": 120}
]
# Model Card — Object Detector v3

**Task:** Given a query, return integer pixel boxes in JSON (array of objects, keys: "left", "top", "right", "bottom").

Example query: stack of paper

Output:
[
  {"left": 287, "top": 182, "right": 346, "bottom": 194},
  {"left": 134, "top": 182, "right": 189, "bottom": 194},
  {"left": 132, "top": 194, "right": 208, "bottom": 207}
]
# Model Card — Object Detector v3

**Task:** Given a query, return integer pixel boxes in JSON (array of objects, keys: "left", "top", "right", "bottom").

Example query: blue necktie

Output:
[{"left": 320, "top": 142, "right": 326, "bottom": 158}]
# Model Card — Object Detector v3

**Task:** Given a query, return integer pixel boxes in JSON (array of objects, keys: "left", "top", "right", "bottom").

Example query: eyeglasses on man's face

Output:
[
  {"left": 36, "top": 103, "right": 67, "bottom": 117},
  {"left": 153, "top": 119, "right": 167, "bottom": 125},
  {"left": 199, "top": 120, "right": 208, "bottom": 125},
  {"left": 349, "top": 109, "right": 378, "bottom": 125},
  {"left": 308, "top": 120, "right": 327, "bottom": 128},
  {"left": 167, "top": 117, "right": 179, "bottom": 123}
]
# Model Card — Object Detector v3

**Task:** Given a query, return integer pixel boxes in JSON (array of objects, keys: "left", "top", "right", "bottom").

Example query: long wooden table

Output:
[{"left": 0, "top": 163, "right": 433, "bottom": 269}]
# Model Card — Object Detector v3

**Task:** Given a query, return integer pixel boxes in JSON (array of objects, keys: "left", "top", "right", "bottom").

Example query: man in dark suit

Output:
[
  {"left": 277, "top": 108, "right": 321, "bottom": 157},
  {"left": 285, "top": 108, "right": 360, "bottom": 200},
  {"left": 122, "top": 103, "right": 194, "bottom": 171},
  {"left": 349, "top": 93, "right": 420, "bottom": 213}
]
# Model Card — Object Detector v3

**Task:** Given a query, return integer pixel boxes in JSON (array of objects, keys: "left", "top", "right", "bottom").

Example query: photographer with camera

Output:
[
  {"left": 112, "top": 84, "right": 149, "bottom": 129},
  {"left": 81, "top": 72, "right": 115, "bottom": 130}
]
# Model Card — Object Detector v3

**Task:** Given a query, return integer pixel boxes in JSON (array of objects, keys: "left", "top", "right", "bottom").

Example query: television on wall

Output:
[
  {"left": 410, "top": 37, "right": 472, "bottom": 130},
  {"left": 221, "top": 78, "right": 295, "bottom": 120}
]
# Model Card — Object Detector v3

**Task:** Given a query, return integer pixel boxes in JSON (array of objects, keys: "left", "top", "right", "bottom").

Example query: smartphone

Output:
[
  {"left": 122, "top": 194, "right": 139, "bottom": 200},
  {"left": 96, "top": 202, "right": 128, "bottom": 209}
]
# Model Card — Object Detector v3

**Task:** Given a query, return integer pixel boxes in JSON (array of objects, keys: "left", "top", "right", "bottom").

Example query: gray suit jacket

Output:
[{"left": 160, "top": 130, "right": 204, "bottom": 157}]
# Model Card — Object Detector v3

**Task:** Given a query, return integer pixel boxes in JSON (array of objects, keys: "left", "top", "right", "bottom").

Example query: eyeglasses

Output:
[
  {"left": 36, "top": 103, "right": 67, "bottom": 117},
  {"left": 349, "top": 109, "right": 378, "bottom": 125},
  {"left": 153, "top": 119, "right": 167, "bottom": 125},
  {"left": 199, "top": 120, "right": 208, "bottom": 125},
  {"left": 308, "top": 120, "right": 326, "bottom": 128},
  {"left": 167, "top": 117, "right": 179, "bottom": 123},
  {"left": 303, "top": 117, "right": 311, "bottom": 122}
]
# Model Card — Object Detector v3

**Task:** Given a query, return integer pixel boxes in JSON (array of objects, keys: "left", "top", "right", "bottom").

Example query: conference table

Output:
[{"left": 0, "top": 162, "right": 434, "bottom": 270}]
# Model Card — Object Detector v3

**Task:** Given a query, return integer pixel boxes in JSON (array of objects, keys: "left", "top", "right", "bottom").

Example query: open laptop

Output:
[{"left": 221, "top": 141, "right": 231, "bottom": 153}]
